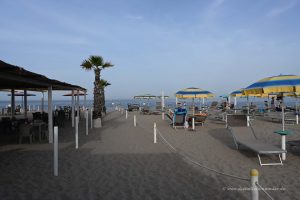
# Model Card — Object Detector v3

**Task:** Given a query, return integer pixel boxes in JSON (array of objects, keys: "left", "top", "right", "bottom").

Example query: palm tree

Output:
[
  {"left": 81, "top": 55, "right": 113, "bottom": 120},
  {"left": 99, "top": 79, "right": 111, "bottom": 114}
]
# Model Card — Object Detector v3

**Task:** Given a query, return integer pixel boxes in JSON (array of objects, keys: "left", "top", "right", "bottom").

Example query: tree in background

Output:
[
  {"left": 81, "top": 55, "right": 113, "bottom": 121},
  {"left": 99, "top": 79, "right": 111, "bottom": 114}
]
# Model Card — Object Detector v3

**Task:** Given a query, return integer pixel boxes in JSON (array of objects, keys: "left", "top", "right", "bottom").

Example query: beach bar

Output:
[{"left": 0, "top": 60, "right": 87, "bottom": 143}]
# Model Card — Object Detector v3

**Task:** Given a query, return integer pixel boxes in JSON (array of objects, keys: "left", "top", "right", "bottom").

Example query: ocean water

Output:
[{"left": 0, "top": 97, "right": 298, "bottom": 111}]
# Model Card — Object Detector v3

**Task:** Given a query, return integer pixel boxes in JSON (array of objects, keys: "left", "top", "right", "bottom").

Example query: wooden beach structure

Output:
[{"left": 0, "top": 60, "right": 87, "bottom": 143}]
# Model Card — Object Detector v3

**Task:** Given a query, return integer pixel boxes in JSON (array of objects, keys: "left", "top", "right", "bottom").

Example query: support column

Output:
[
  {"left": 84, "top": 90, "right": 87, "bottom": 111},
  {"left": 24, "top": 90, "right": 28, "bottom": 118},
  {"left": 71, "top": 90, "right": 75, "bottom": 127},
  {"left": 11, "top": 89, "right": 15, "bottom": 117},
  {"left": 41, "top": 92, "right": 44, "bottom": 113},
  {"left": 77, "top": 89, "right": 80, "bottom": 119},
  {"left": 48, "top": 86, "right": 53, "bottom": 144}
]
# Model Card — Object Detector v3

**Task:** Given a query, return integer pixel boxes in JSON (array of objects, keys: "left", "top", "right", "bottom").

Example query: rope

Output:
[
  {"left": 156, "top": 128, "right": 250, "bottom": 181},
  {"left": 135, "top": 117, "right": 250, "bottom": 182},
  {"left": 256, "top": 182, "right": 274, "bottom": 200}
]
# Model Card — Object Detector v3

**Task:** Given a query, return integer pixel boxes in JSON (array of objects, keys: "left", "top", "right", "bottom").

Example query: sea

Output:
[{"left": 0, "top": 97, "right": 298, "bottom": 111}]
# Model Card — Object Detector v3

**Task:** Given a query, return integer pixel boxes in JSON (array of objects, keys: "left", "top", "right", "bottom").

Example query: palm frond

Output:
[
  {"left": 89, "top": 55, "right": 104, "bottom": 68},
  {"left": 103, "top": 62, "right": 114, "bottom": 68},
  {"left": 99, "top": 79, "right": 111, "bottom": 87},
  {"left": 81, "top": 60, "right": 93, "bottom": 70}
]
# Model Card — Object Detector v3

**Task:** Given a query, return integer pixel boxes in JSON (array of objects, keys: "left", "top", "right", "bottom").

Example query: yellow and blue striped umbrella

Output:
[
  {"left": 175, "top": 87, "right": 214, "bottom": 99},
  {"left": 243, "top": 75, "right": 300, "bottom": 95},
  {"left": 231, "top": 89, "right": 271, "bottom": 98}
]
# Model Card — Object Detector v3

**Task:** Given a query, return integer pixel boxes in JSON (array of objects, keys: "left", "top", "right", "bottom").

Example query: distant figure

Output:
[
  {"left": 264, "top": 101, "right": 268, "bottom": 110},
  {"left": 271, "top": 97, "right": 275, "bottom": 110}
]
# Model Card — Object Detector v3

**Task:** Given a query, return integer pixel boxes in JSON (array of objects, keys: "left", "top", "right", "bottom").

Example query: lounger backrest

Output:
[
  {"left": 229, "top": 126, "right": 257, "bottom": 143},
  {"left": 226, "top": 114, "right": 248, "bottom": 127},
  {"left": 174, "top": 112, "right": 186, "bottom": 124}
]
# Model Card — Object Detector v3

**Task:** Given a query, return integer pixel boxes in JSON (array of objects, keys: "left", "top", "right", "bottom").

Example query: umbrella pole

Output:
[
  {"left": 282, "top": 96, "right": 286, "bottom": 160},
  {"left": 193, "top": 98, "right": 195, "bottom": 115},
  {"left": 296, "top": 96, "right": 298, "bottom": 112},
  {"left": 247, "top": 96, "right": 250, "bottom": 115}
]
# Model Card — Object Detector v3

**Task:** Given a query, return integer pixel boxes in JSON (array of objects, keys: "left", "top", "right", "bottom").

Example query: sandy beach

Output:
[{"left": 0, "top": 110, "right": 300, "bottom": 200}]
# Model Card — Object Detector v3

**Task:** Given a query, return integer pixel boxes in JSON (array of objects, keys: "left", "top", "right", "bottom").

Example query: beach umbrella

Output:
[
  {"left": 230, "top": 89, "right": 271, "bottom": 112},
  {"left": 176, "top": 87, "right": 214, "bottom": 99},
  {"left": 244, "top": 75, "right": 300, "bottom": 160},
  {"left": 176, "top": 87, "right": 214, "bottom": 114}
]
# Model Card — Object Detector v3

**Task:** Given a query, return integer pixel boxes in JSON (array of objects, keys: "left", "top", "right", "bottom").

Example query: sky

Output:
[{"left": 1, "top": 0, "right": 300, "bottom": 100}]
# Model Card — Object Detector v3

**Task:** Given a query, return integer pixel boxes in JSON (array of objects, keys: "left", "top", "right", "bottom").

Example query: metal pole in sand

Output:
[
  {"left": 250, "top": 169, "right": 259, "bottom": 200},
  {"left": 54, "top": 126, "right": 58, "bottom": 176},
  {"left": 154, "top": 123, "right": 157, "bottom": 143},
  {"left": 75, "top": 116, "right": 79, "bottom": 149},
  {"left": 85, "top": 110, "right": 88, "bottom": 136},
  {"left": 134, "top": 115, "right": 137, "bottom": 127},
  {"left": 126, "top": 109, "right": 128, "bottom": 119}
]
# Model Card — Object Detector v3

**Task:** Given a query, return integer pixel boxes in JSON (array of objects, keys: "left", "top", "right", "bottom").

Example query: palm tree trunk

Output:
[
  {"left": 101, "top": 87, "right": 106, "bottom": 114},
  {"left": 93, "top": 68, "right": 102, "bottom": 119}
]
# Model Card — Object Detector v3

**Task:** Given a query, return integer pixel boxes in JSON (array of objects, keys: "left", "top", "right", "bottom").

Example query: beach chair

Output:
[
  {"left": 210, "top": 101, "right": 218, "bottom": 109},
  {"left": 19, "top": 123, "right": 34, "bottom": 144},
  {"left": 227, "top": 115, "right": 286, "bottom": 166},
  {"left": 188, "top": 113, "right": 207, "bottom": 126},
  {"left": 172, "top": 109, "right": 187, "bottom": 129},
  {"left": 141, "top": 106, "right": 150, "bottom": 114}
]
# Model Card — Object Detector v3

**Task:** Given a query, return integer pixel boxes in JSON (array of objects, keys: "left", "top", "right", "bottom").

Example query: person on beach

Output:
[{"left": 271, "top": 97, "right": 275, "bottom": 110}]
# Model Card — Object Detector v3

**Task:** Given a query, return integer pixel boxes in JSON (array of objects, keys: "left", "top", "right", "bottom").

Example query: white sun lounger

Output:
[{"left": 227, "top": 115, "right": 286, "bottom": 166}]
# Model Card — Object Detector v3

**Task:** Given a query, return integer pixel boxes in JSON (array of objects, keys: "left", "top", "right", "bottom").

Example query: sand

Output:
[{"left": 0, "top": 110, "right": 299, "bottom": 199}]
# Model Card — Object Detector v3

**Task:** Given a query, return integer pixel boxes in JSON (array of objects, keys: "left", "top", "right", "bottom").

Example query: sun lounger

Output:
[
  {"left": 227, "top": 115, "right": 286, "bottom": 166},
  {"left": 188, "top": 113, "right": 207, "bottom": 126},
  {"left": 166, "top": 109, "right": 187, "bottom": 129},
  {"left": 172, "top": 110, "right": 187, "bottom": 129}
]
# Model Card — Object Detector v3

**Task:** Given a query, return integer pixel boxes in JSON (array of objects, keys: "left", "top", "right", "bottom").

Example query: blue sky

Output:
[{"left": 1, "top": 0, "right": 300, "bottom": 100}]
